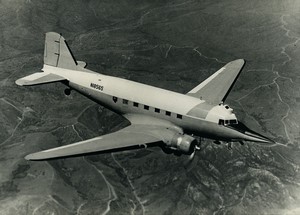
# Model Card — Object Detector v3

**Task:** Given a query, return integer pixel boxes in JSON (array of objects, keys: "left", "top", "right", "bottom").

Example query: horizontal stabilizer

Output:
[{"left": 15, "top": 72, "right": 65, "bottom": 86}]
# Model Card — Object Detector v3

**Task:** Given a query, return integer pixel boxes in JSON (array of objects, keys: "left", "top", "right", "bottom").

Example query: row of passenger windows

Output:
[{"left": 121, "top": 98, "right": 182, "bottom": 119}]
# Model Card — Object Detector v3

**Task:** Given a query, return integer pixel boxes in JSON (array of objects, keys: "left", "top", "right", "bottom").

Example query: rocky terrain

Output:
[{"left": 0, "top": 0, "right": 300, "bottom": 214}]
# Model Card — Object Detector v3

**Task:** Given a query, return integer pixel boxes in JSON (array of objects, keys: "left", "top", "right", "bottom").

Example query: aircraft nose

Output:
[
  {"left": 229, "top": 121, "right": 275, "bottom": 145},
  {"left": 244, "top": 130, "right": 275, "bottom": 144}
]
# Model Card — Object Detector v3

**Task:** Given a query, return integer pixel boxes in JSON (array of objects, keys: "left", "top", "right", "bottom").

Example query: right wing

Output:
[
  {"left": 187, "top": 59, "right": 245, "bottom": 105},
  {"left": 25, "top": 124, "right": 177, "bottom": 160}
]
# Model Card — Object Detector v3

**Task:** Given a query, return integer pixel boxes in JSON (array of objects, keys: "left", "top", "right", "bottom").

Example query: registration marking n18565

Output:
[{"left": 90, "top": 83, "right": 104, "bottom": 91}]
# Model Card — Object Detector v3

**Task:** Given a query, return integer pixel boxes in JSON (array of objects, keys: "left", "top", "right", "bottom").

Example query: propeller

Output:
[
  {"left": 184, "top": 141, "right": 201, "bottom": 169},
  {"left": 188, "top": 150, "right": 196, "bottom": 161}
]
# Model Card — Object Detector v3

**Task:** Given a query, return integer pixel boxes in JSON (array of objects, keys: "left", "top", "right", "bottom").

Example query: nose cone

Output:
[
  {"left": 243, "top": 130, "right": 275, "bottom": 144},
  {"left": 229, "top": 121, "right": 275, "bottom": 145}
]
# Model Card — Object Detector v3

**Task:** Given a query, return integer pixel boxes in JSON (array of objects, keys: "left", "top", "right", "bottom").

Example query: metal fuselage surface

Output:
[{"left": 43, "top": 65, "right": 271, "bottom": 144}]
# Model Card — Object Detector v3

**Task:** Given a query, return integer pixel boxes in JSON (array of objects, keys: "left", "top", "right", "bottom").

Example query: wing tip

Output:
[
  {"left": 228, "top": 59, "right": 245, "bottom": 66},
  {"left": 237, "top": 58, "right": 245, "bottom": 64},
  {"left": 25, "top": 154, "right": 34, "bottom": 161},
  {"left": 221, "top": 59, "right": 246, "bottom": 103},
  {"left": 15, "top": 78, "right": 26, "bottom": 86},
  {"left": 25, "top": 152, "right": 46, "bottom": 161}
]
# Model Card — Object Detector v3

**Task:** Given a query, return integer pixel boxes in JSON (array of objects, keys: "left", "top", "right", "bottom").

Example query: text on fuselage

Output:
[{"left": 90, "top": 83, "right": 104, "bottom": 91}]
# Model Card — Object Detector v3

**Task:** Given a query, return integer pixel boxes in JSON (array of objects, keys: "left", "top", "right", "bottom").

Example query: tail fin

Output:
[
  {"left": 44, "top": 32, "right": 78, "bottom": 70},
  {"left": 15, "top": 32, "right": 79, "bottom": 86}
]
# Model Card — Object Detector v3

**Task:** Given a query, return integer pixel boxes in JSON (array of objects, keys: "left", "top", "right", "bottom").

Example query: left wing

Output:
[{"left": 25, "top": 124, "right": 176, "bottom": 160}]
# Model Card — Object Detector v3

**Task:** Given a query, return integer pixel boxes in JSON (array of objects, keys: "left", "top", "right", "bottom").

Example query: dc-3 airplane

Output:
[{"left": 16, "top": 32, "right": 274, "bottom": 161}]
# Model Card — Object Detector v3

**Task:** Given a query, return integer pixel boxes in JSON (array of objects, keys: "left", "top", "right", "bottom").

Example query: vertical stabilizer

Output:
[{"left": 44, "top": 32, "right": 78, "bottom": 70}]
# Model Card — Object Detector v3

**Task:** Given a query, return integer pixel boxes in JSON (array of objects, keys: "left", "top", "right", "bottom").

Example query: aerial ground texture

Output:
[{"left": 0, "top": 0, "right": 300, "bottom": 214}]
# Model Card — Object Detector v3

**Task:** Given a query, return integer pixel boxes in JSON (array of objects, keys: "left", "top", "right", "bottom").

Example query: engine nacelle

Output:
[{"left": 165, "top": 134, "right": 197, "bottom": 154}]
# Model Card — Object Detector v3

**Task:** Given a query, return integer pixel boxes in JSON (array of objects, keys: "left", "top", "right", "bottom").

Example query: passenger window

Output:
[
  {"left": 133, "top": 102, "right": 139, "bottom": 107},
  {"left": 225, "top": 120, "right": 229, "bottom": 124},
  {"left": 123, "top": 99, "right": 128, "bottom": 104},
  {"left": 219, "top": 119, "right": 224, "bottom": 125},
  {"left": 177, "top": 114, "right": 182, "bottom": 119},
  {"left": 144, "top": 105, "right": 149, "bottom": 110},
  {"left": 155, "top": 108, "right": 160, "bottom": 113},
  {"left": 166, "top": 111, "right": 171, "bottom": 116}
]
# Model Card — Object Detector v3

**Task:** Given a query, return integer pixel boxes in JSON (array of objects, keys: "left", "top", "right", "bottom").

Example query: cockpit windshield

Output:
[{"left": 218, "top": 119, "right": 238, "bottom": 125}]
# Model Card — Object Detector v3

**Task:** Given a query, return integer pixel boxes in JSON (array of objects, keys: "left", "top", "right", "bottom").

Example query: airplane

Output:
[{"left": 15, "top": 32, "right": 274, "bottom": 161}]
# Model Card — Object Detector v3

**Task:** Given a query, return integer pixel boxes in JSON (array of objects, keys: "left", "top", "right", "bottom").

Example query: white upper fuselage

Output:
[{"left": 43, "top": 65, "right": 236, "bottom": 117}]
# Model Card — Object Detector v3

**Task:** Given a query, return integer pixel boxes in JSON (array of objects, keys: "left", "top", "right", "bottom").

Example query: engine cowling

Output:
[{"left": 164, "top": 133, "right": 197, "bottom": 154}]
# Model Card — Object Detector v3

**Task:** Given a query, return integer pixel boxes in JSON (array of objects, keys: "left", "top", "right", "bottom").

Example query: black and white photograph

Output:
[{"left": 0, "top": 0, "right": 299, "bottom": 214}]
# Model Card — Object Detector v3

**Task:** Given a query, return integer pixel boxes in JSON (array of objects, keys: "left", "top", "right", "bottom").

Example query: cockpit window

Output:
[
  {"left": 219, "top": 119, "right": 224, "bottom": 125},
  {"left": 230, "top": 119, "right": 238, "bottom": 124},
  {"left": 219, "top": 119, "right": 238, "bottom": 125}
]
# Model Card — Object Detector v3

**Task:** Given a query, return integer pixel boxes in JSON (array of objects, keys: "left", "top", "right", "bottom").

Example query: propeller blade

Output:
[{"left": 188, "top": 150, "right": 196, "bottom": 161}]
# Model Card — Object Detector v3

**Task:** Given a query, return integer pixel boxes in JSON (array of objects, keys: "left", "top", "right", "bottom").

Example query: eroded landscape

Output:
[{"left": 0, "top": 0, "right": 300, "bottom": 214}]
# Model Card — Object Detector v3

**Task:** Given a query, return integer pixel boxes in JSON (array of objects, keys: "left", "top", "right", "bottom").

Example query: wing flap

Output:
[
  {"left": 187, "top": 59, "right": 245, "bottom": 104},
  {"left": 25, "top": 125, "right": 163, "bottom": 160}
]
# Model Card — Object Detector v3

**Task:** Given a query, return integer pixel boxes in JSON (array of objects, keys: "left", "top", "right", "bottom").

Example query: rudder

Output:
[
  {"left": 44, "top": 32, "right": 78, "bottom": 70},
  {"left": 15, "top": 32, "right": 88, "bottom": 86}
]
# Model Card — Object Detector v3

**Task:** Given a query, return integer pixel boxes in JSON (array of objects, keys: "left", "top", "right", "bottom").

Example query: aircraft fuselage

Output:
[{"left": 42, "top": 65, "right": 272, "bottom": 144}]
